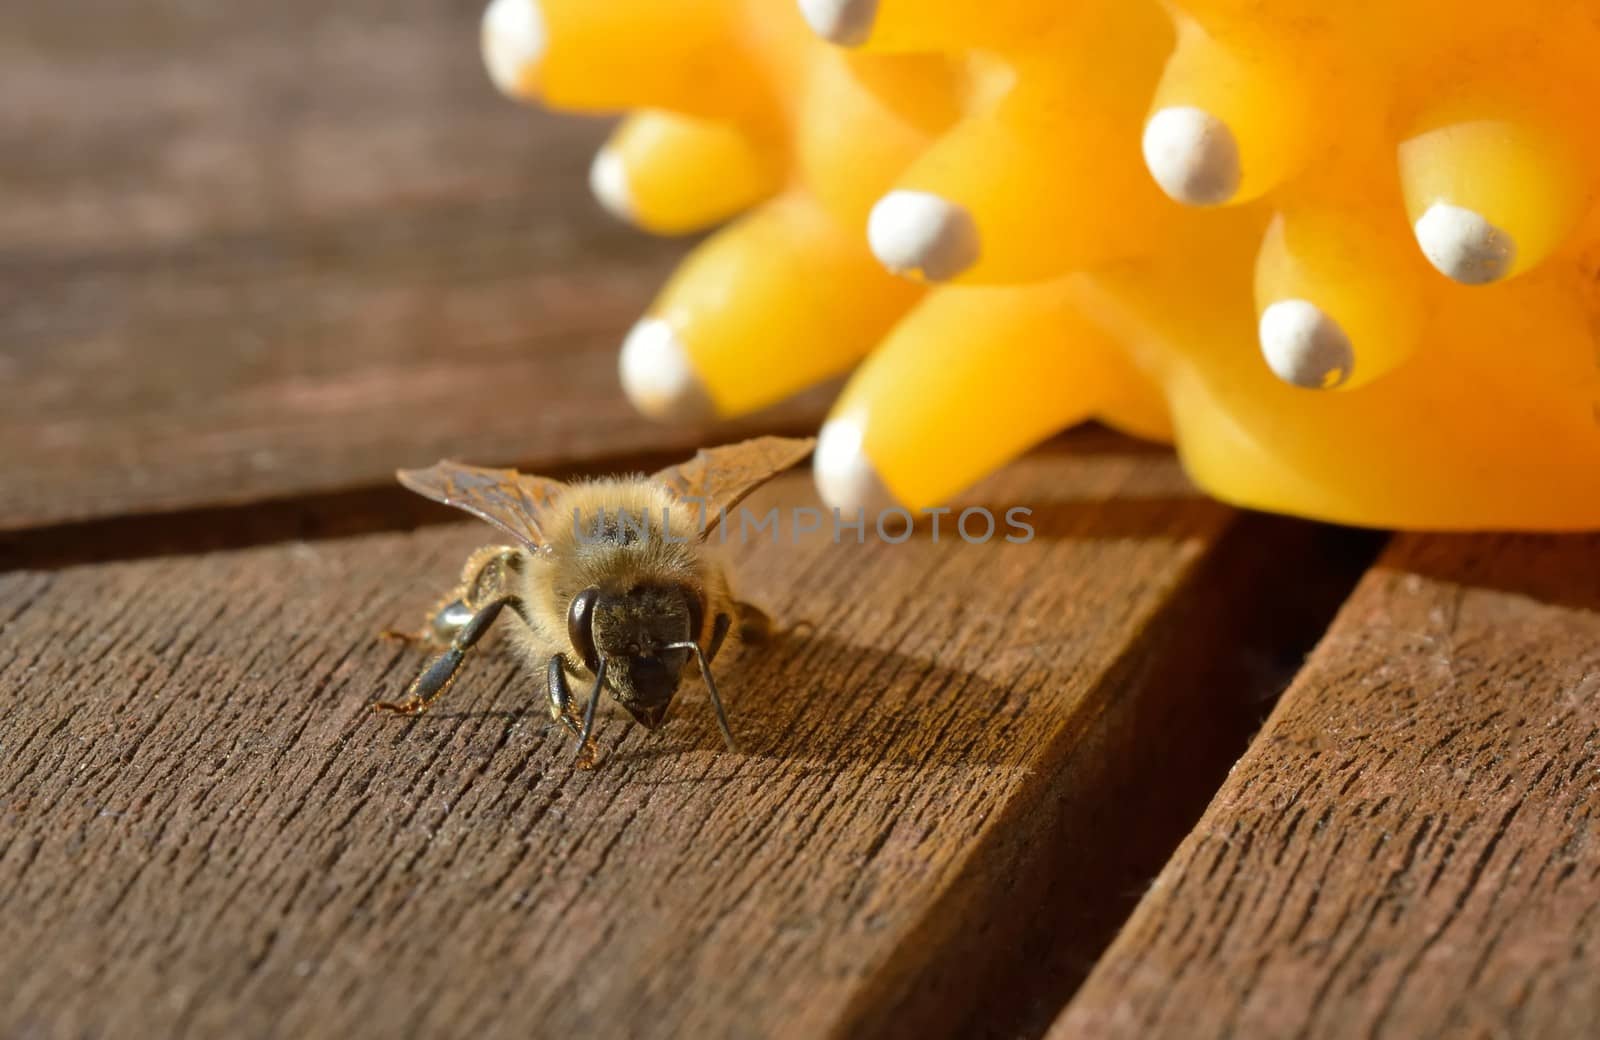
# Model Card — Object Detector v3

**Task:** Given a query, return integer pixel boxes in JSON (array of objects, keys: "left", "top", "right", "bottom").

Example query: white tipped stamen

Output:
[
  {"left": 867, "top": 190, "right": 981, "bottom": 282},
  {"left": 481, "top": 0, "right": 546, "bottom": 98},
  {"left": 619, "top": 318, "right": 713, "bottom": 422},
  {"left": 1414, "top": 203, "right": 1516, "bottom": 285},
  {"left": 1259, "top": 300, "right": 1355, "bottom": 390},
  {"left": 796, "top": 0, "right": 878, "bottom": 46},
  {"left": 814, "top": 414, "right": 894, "bottom": 516},
  {"left": 1142, "top": 106, "right": 1241, "bottom": 206},
  {"left": 588, "top": 147, "right": 633, "bottom": 224}
]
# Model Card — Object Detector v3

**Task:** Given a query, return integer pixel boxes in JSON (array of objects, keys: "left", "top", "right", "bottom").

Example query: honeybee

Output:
[{"left": 373, "top": 436, "right": 814, "bottom": 762}]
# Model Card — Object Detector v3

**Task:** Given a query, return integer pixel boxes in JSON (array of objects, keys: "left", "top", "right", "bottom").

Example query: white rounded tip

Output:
[
  {"left": 619, "top": 319, "right": 713, "bottom": 422},
  {"left": 588, "top": 147, "right": 633, "bottom": 224},
  {"left": 867, "top": 190, "right": 980, "bottom": 282},
  {"left": 796, "top": 0, "right": 878, "bottom": 46},
  {"left": 481, "top": 0, "right": 546, "bottom": 98},
  {"left": 1259, "top": 300, "right": 1354, "bottom": 390},
  {"left": 1142, "top": 107, "right": 1241, "bottom": 206},
  {"left": 814, "top": 415, "right": 894, "bottom": 516},
  {"left": 1414, "top": 203, "right": 1515, "bottom": 285}
]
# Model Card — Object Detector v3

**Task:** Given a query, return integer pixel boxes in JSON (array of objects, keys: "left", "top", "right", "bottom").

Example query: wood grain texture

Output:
[
  {"left": 0, "top": 0, "right": 822, "bottom": 532},
  {"left": 1055, "top": 534, "right": 1600, "bottom": 1040},
  {"left": 0, "top": 446, "right": 1349, "bottom": 1039}
]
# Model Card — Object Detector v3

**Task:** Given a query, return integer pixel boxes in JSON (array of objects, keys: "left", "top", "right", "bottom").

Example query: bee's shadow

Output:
[
  {"left": 605, "top": 627, "right": 1028, "bottom": 772},
  {"left": 609, "top": 490, "right": 1218, "bottom": 773}
]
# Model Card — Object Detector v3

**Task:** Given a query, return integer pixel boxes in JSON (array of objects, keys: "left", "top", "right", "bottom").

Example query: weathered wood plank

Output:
[
  {"left": 2, "top": 0, "right": 574, "bottom": 254},
  {"left": 0, "top": 445, "right": 1369, "bottom": 1039},
  {"left": 0, "top": 0, "right": 821, "bottom": 532},
  {"left": 1054, "top": 534, "right": 1600, "bottom": 1040}
]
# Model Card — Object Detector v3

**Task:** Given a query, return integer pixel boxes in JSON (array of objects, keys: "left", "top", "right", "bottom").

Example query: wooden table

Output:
[{"left": 4, "top": 4, "right": 1597, "bottom": 1037}]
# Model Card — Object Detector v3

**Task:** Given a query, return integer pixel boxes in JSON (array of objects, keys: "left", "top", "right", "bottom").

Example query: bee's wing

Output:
[
  {"left": 652, "top": 436, "right": 816, "bottom": 538},
  {"left": 397, "top": 461, "right": 565, "bottom": 551}
]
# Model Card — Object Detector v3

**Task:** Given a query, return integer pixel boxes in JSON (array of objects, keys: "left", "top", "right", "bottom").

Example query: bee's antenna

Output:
[
  {"left": 576, "top": 658, "right": 607, "bottom": 761},
  {"left": 667, "top": 642, "right": 738, "bottom": 753}
]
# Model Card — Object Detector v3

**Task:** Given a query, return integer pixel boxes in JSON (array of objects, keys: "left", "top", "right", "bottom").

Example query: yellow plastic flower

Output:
[{"left": 482, "top": 0, "right": 1600, "bottom": 529}]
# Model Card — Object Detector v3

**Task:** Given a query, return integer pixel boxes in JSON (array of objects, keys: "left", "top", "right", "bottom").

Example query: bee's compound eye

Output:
[{"left": 567, "top": 586, "right": 601, "bottom": 672}]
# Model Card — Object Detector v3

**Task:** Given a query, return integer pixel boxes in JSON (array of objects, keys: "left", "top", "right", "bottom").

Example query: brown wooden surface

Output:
[
  {"left": 0, "top": 447, "right": 1368, "bottom": 1039},
  {"left": 1054, "top": 533, "right": 1600, "bottom": 1039},
  {"left": 0, "top": 0, "right": 823, "bottom": 534},
  {"left": 8, "top": 3, "right": 1600, "bottom": 1038}
]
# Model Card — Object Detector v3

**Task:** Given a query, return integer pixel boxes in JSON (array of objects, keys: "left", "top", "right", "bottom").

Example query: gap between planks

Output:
[{"left": 0, "top": 423, "right": 822, "bottom": 573}]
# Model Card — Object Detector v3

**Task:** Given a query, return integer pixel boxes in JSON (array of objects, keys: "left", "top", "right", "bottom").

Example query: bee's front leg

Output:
[
  {"left": 546, "top": 654, "right": 582, "bottom": 737},
  {"left": 708, "top": 611, "right": 734, "bottom": 664},
  {"left": 551, "top": 655, "right": 608, "bottom": 768},
  {"left": 372, "top": 595, "right": 524, "bottom": 717}
]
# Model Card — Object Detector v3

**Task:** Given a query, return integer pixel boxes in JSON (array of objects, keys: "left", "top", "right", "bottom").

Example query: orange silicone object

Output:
[{"left": 482, "top": 0, "right": 1600, "bottom": 529}]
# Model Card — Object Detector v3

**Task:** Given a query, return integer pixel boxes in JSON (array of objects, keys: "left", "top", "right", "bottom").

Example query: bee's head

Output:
[{"left": 566, "top": 584, "right": 700, "bottom": 730}]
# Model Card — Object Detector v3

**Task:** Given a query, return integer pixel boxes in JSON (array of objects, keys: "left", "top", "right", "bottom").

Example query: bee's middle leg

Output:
[
  {"left": 380, "top": 546, "right": 523, "bottom": 645},
  {"left": 733, "top": 601, "right": 771, "bottom": 646},
  {"left": 379, "top": 594, "right": 475, "bottom": 646},
  {"left": 372, "top": 595, "right": 525, "bottom": 717}
]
